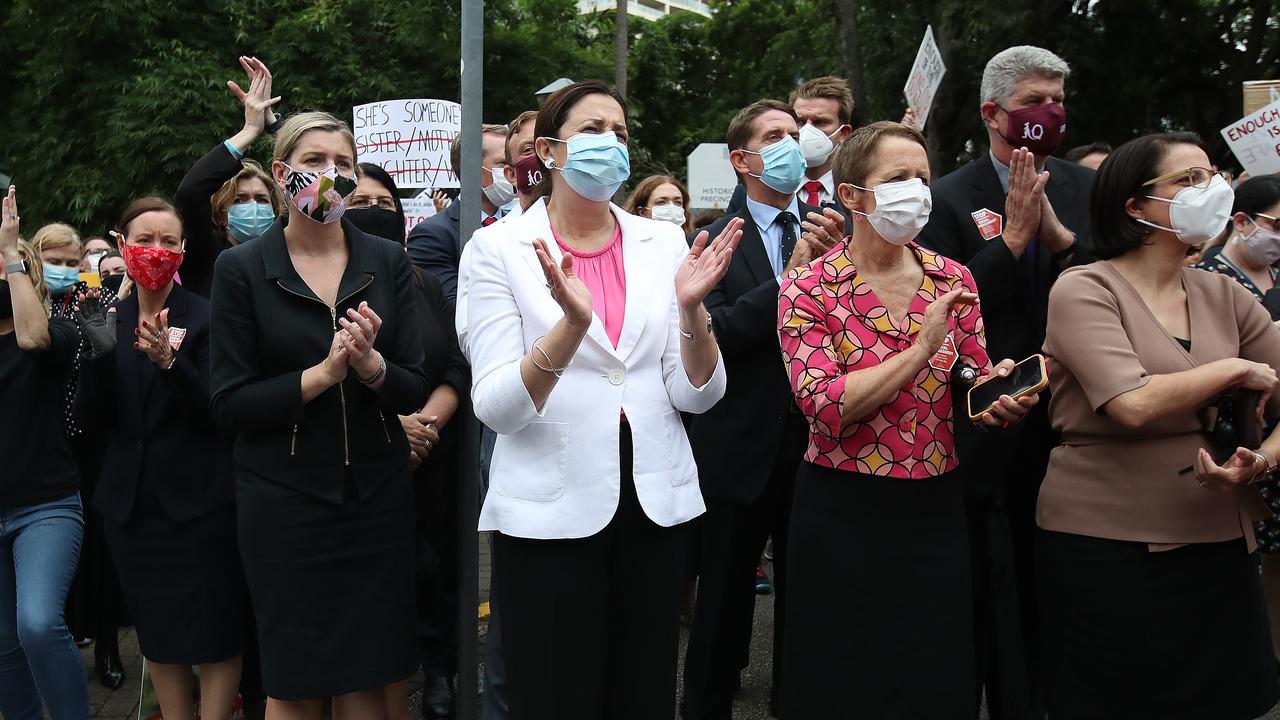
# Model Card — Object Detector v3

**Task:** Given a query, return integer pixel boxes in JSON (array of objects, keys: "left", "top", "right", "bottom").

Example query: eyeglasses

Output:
[
  {"left": 349, "top": 196, "right": 396, "bottom": 210},
  {"left": 1142, "top": 166, "right": 1216, "bottom": 190},
  {"left": 1255, "top": 213, "right": 1280, "bottom": 233}
]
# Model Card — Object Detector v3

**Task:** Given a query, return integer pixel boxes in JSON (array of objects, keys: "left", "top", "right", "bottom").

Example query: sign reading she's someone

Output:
[
  {"left": 1221, "top": 98, "right": 1280, "bottom": 177},
  {"left": 354, "top": 99, "right": 461, "bottom": 189}
]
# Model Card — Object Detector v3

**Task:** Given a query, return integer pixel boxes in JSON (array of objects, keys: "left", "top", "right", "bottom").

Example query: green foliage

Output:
[{"left": 1, "top": 0, "right": 1277, "bottom": 233}]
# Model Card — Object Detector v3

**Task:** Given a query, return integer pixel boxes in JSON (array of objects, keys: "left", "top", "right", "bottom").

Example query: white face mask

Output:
[
  {"left": 849, "top": 178, "right": 933, "bottom": 246},
  {"left": 1137, "top": 174, "right": 1234, "bottom": 246},
  {"left": 649, "top": 204, "right": 685, "bottom": 225},
  {"left": 482, "top": 166, "right": 516, "bottom": 207},
  {"left": 798, "top": 123, "right": 845, "bottom": 168}
]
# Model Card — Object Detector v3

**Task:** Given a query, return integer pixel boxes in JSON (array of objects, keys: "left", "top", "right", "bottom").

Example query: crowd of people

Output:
[{"left": 3, "top": 42, "right": 1280, "bottom": 720}]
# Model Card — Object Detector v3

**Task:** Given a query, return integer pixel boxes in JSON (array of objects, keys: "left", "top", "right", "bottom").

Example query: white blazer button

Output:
[{"left": 608, "top": 369, "right": 626, "bottom": 386}]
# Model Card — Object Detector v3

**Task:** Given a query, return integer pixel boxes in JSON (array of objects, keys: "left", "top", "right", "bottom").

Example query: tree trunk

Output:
[
  {"left": 615, "top": 0, "right": 629, "bottom": 96},
  {"left": 833, "top": 0, "right": 867, "bottom": 125}
]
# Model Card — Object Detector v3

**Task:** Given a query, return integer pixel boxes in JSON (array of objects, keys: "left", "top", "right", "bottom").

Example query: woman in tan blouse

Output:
[{"left": 1039, "top": 132, "right": 1280, "bottom": 719}]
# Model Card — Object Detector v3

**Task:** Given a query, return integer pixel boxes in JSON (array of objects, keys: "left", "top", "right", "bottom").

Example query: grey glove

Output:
[{"left": 71, "top": 289, "right": 116, "bottom": 359}]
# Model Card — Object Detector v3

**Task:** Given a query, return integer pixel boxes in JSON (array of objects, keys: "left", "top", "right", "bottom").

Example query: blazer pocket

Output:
[
  {"left": 663, "top": 410, "right": 696, "bottom": 487},
  {"left": 495, "top": 421, "right": 568, "bottom": 502}
]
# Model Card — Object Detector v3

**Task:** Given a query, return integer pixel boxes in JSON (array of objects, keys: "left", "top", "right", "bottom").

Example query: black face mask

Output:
[
  {"left": 100, "top": 274, "right": 125, "bottom": 296},
  {"left": 0, "top": 279, "right": 12, "bottom": 321},
  {"left": 345, "top": 207, "right": 405, "bottom": 245}
]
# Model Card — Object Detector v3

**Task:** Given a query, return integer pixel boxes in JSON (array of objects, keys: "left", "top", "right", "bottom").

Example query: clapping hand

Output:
[
  {"left": 800, "top": 207, "right": 844, "bottom": 255},
  {"left": 915, "top": 288, "right": 978, "bottom": 356},
  {"left": 676, "top": 217, "right": 743, "bottom": 311},
  {"left": 135, "top": 309, "right": 175, "bottom": 368},
  {"left": 227, "top": 56, "right": 282, "bottom": 135},
  {"left": 1003, "top": 148, "right": 1050, "bottom": 257},
  {"left": 337, "top": 301, "right": 384, "bottom": 380},
  {"left": 71, "top": 287, "right": 116, "bottom": 359},
  {"left": 534, "top": 238, "right": 593, "bottom": 330}
]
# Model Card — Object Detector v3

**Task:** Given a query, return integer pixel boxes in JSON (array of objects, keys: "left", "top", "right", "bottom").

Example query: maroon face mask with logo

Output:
[
  {"left": 514, "top": 154, "right": 545, "bottom": 195},
  {"left": 1001, "top": 102, "right": 1067, "bottom": 157}
]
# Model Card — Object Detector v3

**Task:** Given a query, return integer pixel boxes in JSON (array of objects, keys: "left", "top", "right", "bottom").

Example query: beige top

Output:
[{"left": 1038, "top": 261, "right": 1279, "bottom": 549}]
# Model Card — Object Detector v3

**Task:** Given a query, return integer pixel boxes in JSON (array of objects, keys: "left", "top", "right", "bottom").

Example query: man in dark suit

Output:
[
  {"left": 682, "top": 99, "right": 836, "bottom": 720},
  {"left": 915, "top": 45, "right": 1094, "bottom": 720},
  {"left": 407, "top": 122, "right": 511, "bottom": 313}
]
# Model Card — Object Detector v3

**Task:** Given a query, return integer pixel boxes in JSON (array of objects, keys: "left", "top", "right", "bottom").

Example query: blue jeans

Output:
[{"left": 0, "top": 493, "right": 89, "bottom": 720}]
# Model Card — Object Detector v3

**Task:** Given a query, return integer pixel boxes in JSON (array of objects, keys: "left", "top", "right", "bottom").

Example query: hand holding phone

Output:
[{"left": 967, "top": 355, "right": 1048, "bottom": 425}]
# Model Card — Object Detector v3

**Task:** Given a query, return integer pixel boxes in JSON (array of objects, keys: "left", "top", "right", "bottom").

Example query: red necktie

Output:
[
  {"left": 482, "top": 216, "right": 497, "bottom": 227},
  {"left": 802, "top": 180, "right": 823, "bottom": 207}
]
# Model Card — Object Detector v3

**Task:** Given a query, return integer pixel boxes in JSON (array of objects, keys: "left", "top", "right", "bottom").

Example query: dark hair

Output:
[
  {"left": 1064, "top": 141, "right": 1112, "bottom": 164},
  {"left": 532, "top": 80, "right": 628, "bottom": 199},
  {"left": 1232, "top": 174, "right": 1280, "bottom": 216},
  {"left": 356, "top": 162, "right": 406, "bottom": 223},
  {"left": 118, "top": 196, "right": 183, "bottom": 238},
  {"left": 1087, "top": 132, "right": 1206, "bottom": 260},
  {"left": 726, "top": 99, "right": 797, "bottom": 153}
]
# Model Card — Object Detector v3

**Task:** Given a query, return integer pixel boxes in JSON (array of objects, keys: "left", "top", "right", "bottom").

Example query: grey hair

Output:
[{"left": 979, "top": 46, "right": 1071, "bottom": 105}]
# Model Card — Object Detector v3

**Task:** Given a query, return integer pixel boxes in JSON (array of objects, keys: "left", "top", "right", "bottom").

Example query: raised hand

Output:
[
  {"left": 72, "top": 287, "right": 116, "bottom": 358},
  {"left": 901, "top": 107, "right": 921, "bottom": 130},
  {"left": 135, "top": 308, "right": 175, "bottom": 368},
  {"left": 534, "top": 238, "right": 593, "bottom": 330},
  {"left": 677, "top": 217, "right": 743, "bottom": 311},
  {"left": 1002, "top": 147, "right": 1050, "bottom": 258},
  {"left": 433, "top": 191, "right": 453, "bottom": 214},
  {"left": 227, "top": 56, "right": 282, "bottom": 141},
  {"left": 1, "top": 186, "right": 20, "bottom": 261},
  {"left": 800, "top": 207, "right": 845, "bottom": 255},
  {"left": 915, "top": 288, "right": 978, "bottom": 356}
]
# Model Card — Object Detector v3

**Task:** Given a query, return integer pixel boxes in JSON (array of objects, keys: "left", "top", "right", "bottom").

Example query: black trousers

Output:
[
  {"left": 682, "top": 414, "right": 806, "bottom": 720},
  {"left": 493, "top": 426, "right": 691, "bottom": 720},
  {"left": 963, "top": 403, "right": 1053, "bottom": 720}
]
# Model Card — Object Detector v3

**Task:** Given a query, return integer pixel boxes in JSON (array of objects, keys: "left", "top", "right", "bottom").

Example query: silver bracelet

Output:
[
  {"left": 357, "top": 355, "right": 387, "bottom": 385},
  {"left": 530, "top": 337, "right": 572, "bottom": 377}
]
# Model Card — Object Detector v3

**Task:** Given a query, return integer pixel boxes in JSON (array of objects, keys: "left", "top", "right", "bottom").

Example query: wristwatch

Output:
[{"left": 4, "top": 259, "right": 28, "bottom": 275}]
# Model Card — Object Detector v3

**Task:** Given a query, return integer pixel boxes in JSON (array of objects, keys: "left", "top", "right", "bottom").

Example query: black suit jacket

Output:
[
  {"left": 406, "top": 200, "right": 463, "bottom": 315},
  {"left": 173, "top": 142, "right": 255, "bottom": 299},
  {"left": 686, "top": 199, "right": 818, "bottom": 504},
  {"left": 727, "top": 182, "right": 851, "bottom": 233},
  {"left": 916, "top": 154, "right": 1094, "bottom": 364},
  {"left": 83, "top": 286, "right": 234, "bottom": 525},
  {"left": 210, "top": 219, "right": 428, "bottom": 504}
]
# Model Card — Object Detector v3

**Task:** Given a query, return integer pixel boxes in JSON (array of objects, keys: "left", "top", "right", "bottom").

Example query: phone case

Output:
[{"left": 966, "top": 354, "right": 1049, "bottom": 422}]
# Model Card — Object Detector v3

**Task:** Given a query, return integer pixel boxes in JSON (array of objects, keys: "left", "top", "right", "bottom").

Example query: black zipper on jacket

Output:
[{"left": 276, "top": 276, "right": 375, "bottom": 467}]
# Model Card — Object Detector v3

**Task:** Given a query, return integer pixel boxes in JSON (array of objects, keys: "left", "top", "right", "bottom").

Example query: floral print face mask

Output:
[{"left": 282, "top": 164, "right": 358, "bottom": 224}]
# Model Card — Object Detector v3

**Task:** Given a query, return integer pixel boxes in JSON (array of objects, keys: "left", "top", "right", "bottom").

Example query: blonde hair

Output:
[
  {"left": 29, "top": 223, "right": 81, "bottom": 260},
  {"left": 272, "top": 111, "right": 358, "bottom": 164},
  {"left": 209, "top": 159, "right": 284, "bottom": 229},
  {"left": 14, "top": 241, "right": 49, "bottom": 312}
]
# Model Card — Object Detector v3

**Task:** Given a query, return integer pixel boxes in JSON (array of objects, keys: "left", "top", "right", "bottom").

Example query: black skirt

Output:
[
  {"left": 1037, "top": 529, "right": 1279, "bottom": 720},
  {"left": 102, "top": 487, "right": 244, "bottom": 665},
  {"left": 236, "top": 469, "right": 417, "bottom": 700},
  {"left": 781, "top": 463, "right": 974, "bottom": 719}
]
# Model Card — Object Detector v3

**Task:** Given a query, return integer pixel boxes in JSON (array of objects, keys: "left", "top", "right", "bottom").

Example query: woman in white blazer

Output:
[{"left": 459, "top": 80, "right": 741, "bottom": 720}]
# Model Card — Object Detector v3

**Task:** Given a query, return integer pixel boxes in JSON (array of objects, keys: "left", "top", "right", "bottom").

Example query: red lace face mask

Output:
[{"left": 121, "top": 242, "right": 184, "bottom": 292}]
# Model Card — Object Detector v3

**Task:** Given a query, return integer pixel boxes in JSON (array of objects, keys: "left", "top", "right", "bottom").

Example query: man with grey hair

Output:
[{"left": 917, "top": 44, "right": 1095, "bottom": 720}]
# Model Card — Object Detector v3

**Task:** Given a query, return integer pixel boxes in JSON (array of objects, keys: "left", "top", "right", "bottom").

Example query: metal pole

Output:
[
  {"left": 614, "top": 0, "right": 628, "bottom": 96},
  {"left": 457, "top": 1, "right": 483, "bottom": 718}
]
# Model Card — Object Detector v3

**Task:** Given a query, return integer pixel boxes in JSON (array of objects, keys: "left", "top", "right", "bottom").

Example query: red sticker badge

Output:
[
  {"left": 928, "top": 332, "right": 959, "bottom": 372},
  {"left": 167, "top": 327, "right": 187, "bottom": 350},
  {"left": 971, "top": 208, "right": 1003, "bottom": 241}
]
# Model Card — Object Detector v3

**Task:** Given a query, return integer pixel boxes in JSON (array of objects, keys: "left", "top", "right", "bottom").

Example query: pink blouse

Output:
[
  {"left": 778, "top": 242, "right": 991, "bottom": 479},
  {"left": 552, "top": 220, "right": 626, "bottom": 347}
]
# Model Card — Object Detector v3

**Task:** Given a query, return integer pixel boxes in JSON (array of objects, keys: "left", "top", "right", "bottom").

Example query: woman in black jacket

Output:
[
  {"left": 173, "top": 56, "right": 285, "bottom": 298},
  {"left": 75, "top": 196, "right": 245, "bottom": 720},
  {"left": 348, "top": 162, "right": 470, "bottom": 719},
  {"left": 210, "top": 111, "right": 427, "bottom": 719}
]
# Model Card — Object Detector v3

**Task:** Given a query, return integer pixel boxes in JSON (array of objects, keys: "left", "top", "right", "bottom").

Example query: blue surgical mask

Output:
[
  {"left": 226, "top": 202, "right": 277, "bottom": 244},
  {"left": 743, "top": 136, "right": 806, "bottom": 195},
  {"left": 43, "top": 264, "right": 80, "bottom": 294},
  {"left": 544, "top": 131, "right": 631, "bottom": 202}
]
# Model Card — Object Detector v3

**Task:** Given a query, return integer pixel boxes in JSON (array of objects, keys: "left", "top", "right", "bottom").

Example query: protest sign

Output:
[
  {"left": 353, "top": 99, "right": 461, "bottom": 189},
  {"left": 903, "top": 26, "right": 947, "bottom": 129},
  {"left": 687, "top": 143, "right": 737, "bottom": 210},
  {"left": 1220, "top": 98, "right": 1280, "bottom": 177},
  {"left": 402, "top": 190, "right": 438, "bottom": 237}
]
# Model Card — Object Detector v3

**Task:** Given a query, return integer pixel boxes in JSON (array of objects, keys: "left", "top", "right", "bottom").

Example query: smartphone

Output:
[{"left": 966, "top": 354, "right": 1048, "bottom": 422}]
